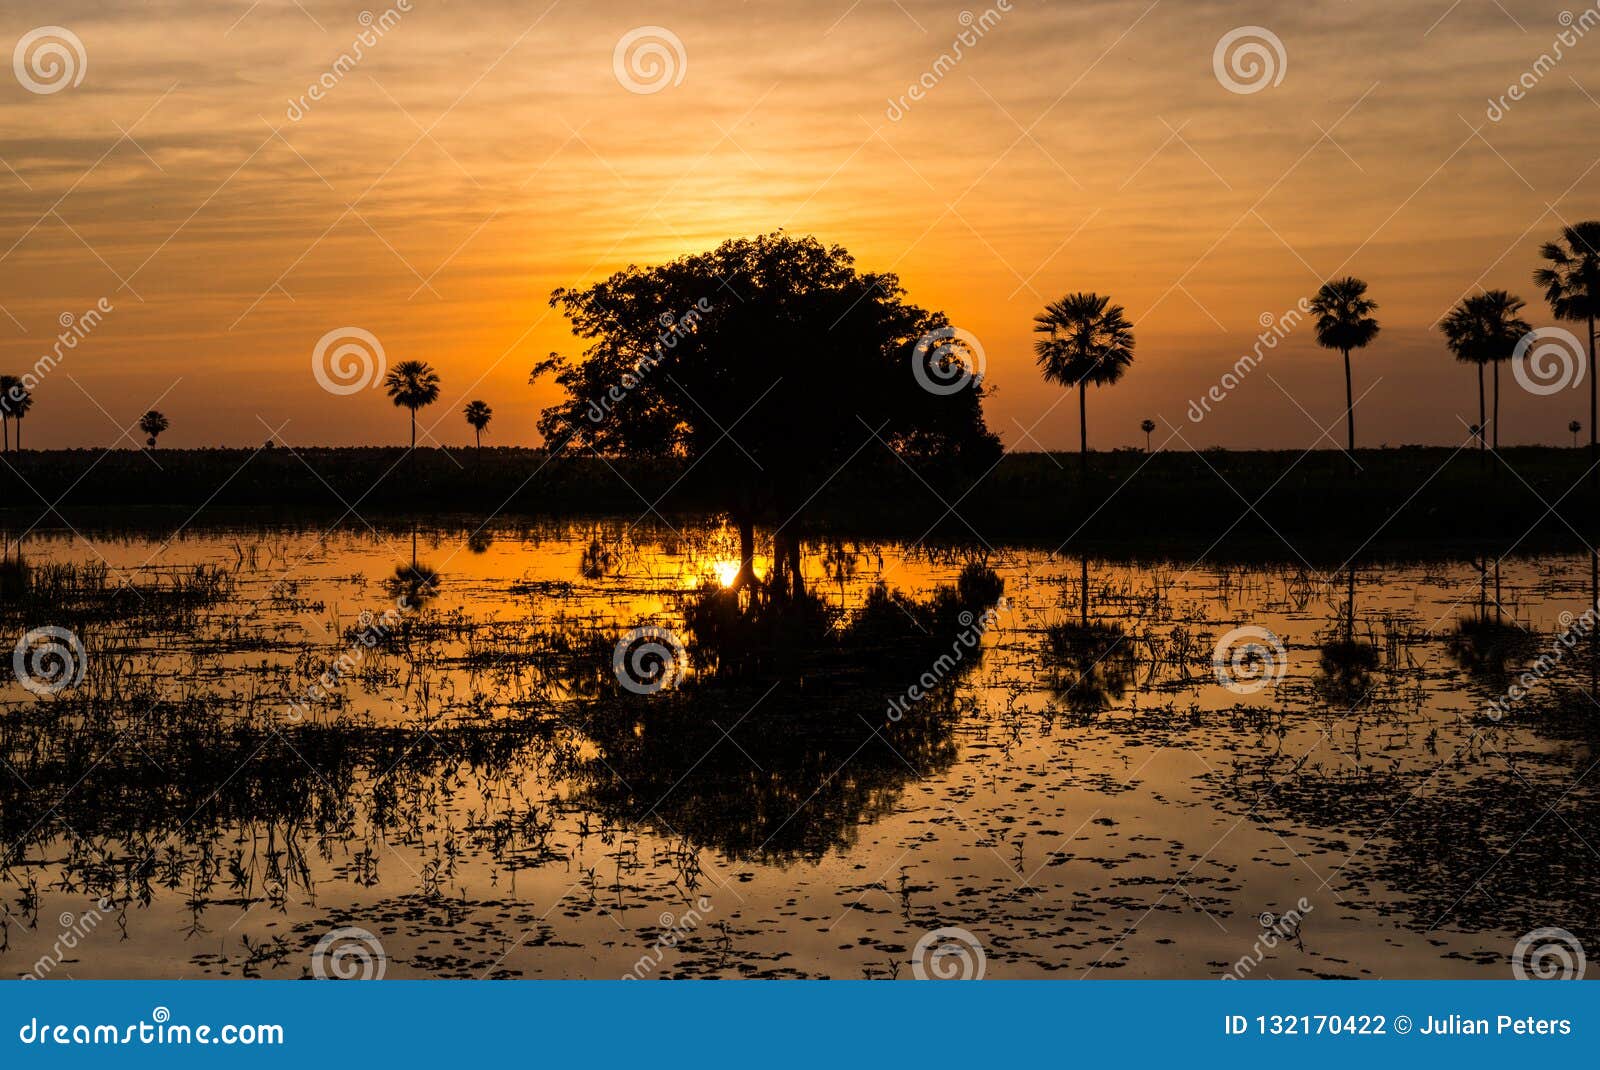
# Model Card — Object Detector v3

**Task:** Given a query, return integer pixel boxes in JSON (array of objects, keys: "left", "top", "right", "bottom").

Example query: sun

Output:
[{"left": 713, "top": 560, "right": 741, "bottom": 587}]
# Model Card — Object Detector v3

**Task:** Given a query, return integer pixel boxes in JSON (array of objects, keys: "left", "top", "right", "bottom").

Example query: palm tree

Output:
[
  {"left": 1534, "top": 221, "right": 1600, "bottom": 454},
  {"left": 0, "top": 375, "right": 17, "bottom": 452},
  {"left": 463, "top": 400, "right": 492, "bottom": 448},
  {"left": 1140, "top": 418, "right": 1155, "bottom": 452},
  {"left": 1572, "top": 419, "right": 1583, "bottom": 447},
  {"left": 7, "top": 386, "right": 31, "bottom": 450},
  {"left": 139, "top": 410, "right": 168, "bottom": 448},
  {"left": 383, "top": 360, "right": 441, "bottom": 448},
  {"left": 1439, "top": 290, "right": 1529, "bottom": 451},
  {"left": 1309, "top": 277, "right": 1381, "bottom": 452},
  {"left": 1033, "top": 293, "right": 1135, "bottom": 455}
]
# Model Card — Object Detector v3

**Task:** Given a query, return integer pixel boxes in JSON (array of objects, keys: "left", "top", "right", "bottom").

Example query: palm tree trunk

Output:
[
  {"left": 475, "top": 429, "right": 481, "bottom": 449},
  {"left": 1492, "top": 360, "right": 1500, "bottom": 451},
  {"left": 1078, "top": 381, "right": 1087, "bottom": 455},
  {"left": 1476, "top": 364, "right": 1485, "bottom": 450},
  {"left": 1590, "top": 314, "right": 1596, "bottom": 455},
  {"left": 410, "top": 409, "right": 417, "bottom": 449},
  {"left": 1343, "top": 348, "right": 1354, "bottom": 452}
]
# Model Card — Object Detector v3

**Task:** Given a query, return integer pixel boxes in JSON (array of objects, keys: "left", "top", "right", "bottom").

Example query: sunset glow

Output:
[{"left": 4, "top": 2, "right": 1598, "bottom": 450}]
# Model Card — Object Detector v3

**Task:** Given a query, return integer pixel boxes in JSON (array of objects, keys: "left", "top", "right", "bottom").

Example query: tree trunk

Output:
[
  {"left": 1590, "top": 314, "right": 1597, "bottom": 455},
  {"left": 1078, "top": 381, "right": 1087, "bottom": 455},
  {"left": 1492, "top": 360, "right": 1500, "bottom": 451},
  {"left": 1476, "top": 363, "right": 1485, "bottom": 450},
  {"left": 2, "top": 415, "right": 8, "bottom": 452},
  {"left": 474, "top": 429, "right": 481, "bottom": 449},
  {"left": 732, "top": 513, "right": 759, "bottom": 591},
  {"left": 1343, "top": 348, "right": 1354, "bottom": 452},
  {"left": 410, "top": 410, "right": 417, "bottom": 449},
  {"left": 788, "top": 532, "right": 804, "bottom": 599},
  {"left": 770, "top": 530, "right": 788, "bottom": 597}
]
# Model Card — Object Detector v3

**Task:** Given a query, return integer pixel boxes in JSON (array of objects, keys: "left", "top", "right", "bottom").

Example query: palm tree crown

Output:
[
  {"left": 139, "top": 409, "right": 168, "bottom": 448},
  {"left": 1308, "top": 277, "right": 1381, "bottom": 452},
  {"left": 1440, "top": 290, "right": 1529, "bottom": 450},
  {"left": 463, "top": 399, "right": 492, "bottom": 448},
  {"left": 1034, "top": 293, "right": 1135, "bottom": 455},
  {"left": 1534, "top": 222, "right": 1600, "bottom": 322},
  {"left": 383, "top": 360, "right": 441, "bottom": 448}
]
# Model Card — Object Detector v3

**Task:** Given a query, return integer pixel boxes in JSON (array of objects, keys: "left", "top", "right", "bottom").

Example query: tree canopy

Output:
[{"left": 535, "top": 232, "right": 999, "bottom": 529}]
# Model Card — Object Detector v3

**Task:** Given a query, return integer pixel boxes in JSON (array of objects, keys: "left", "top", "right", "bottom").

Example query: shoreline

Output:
[{"left": 0, "top": 445, "right": 1595, "bottom": 559}]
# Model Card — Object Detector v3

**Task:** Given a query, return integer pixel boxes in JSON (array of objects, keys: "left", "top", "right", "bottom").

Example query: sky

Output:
[{"left": 1, "top": 0, "right": 1598, "bottom": 452}]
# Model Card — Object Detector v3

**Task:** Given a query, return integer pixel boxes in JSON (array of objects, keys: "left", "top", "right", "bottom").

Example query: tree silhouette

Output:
[
  {"left": 1309, "top": 277, "right": 1381, "bottom": 452},
  {"left": 534, "top": 232, "right": 998, "bottom": 595},
  {"left": 0, "top": 375, "right": 17, "bottom": 452},
  {"left": 1534, "top": 221, "right": 1600, "bottom": 454},
  {"left": 383, "top": 360, "right": 441, "bottom": 449},
  {"left": 463, "top": 399, "right": 492, "bottom": 448},
  {"left": 1033, "top": 293, "right": 1135, "bottom": 455},
  {"left": 139, "top": 410, "right": 168, "bottom": 448},
  {"left": 8, "top": 386, "right": 30, "bottom": 450},
  {"left": 1440, "top": 290, "right": 1529, "bottom": 451},
  {"left": 1140, "top": 417, "right": 1155, "bottom": 452},
  {"left": 1572, "top": 419, "right": 1583, "bottom": 448}
]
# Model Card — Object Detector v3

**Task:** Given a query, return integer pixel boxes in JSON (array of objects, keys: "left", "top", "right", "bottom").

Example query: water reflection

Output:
[{"left": 2, "top": 521, "right": 1599, "bottom": 978}]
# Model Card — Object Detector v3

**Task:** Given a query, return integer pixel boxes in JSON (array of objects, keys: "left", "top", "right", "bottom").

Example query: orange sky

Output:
[{"left": 2, "top": 0, "right": 1598, "bottom": 451}]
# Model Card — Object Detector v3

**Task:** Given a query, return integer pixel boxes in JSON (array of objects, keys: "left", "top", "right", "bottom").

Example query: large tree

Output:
[
  {"left": 1534, "top": 221, "right": 1600, "bottom": 454},
  {"left": 1440, "top": 290, "right": 1529, "bottom": 451},
  {"left": 1309, "top": 277, "right": 1381, "bottom": 452},
  {"left": 534, "top": 232, "right": 999, "bottom": 593},
  {"left": 1033, "top": 293, "right": 1135, "bottom": 455},
  {"left": 383, "top": 360, "right": 441, "bottom": 449}
]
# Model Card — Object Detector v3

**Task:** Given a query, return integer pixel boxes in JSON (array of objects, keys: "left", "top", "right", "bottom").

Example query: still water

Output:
[{"left": 1, "top": 519, "right": 1595, "bottom": 979}]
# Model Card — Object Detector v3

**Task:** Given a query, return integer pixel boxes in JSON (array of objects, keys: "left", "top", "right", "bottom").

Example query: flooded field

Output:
[{"left": 1, "top": 518, "right": 1596, "bottom": 979}]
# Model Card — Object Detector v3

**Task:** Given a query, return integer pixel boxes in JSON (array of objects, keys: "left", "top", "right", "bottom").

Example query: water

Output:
[{"left": 1, "top": 518, "right": 1595, "bottom": 979}]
